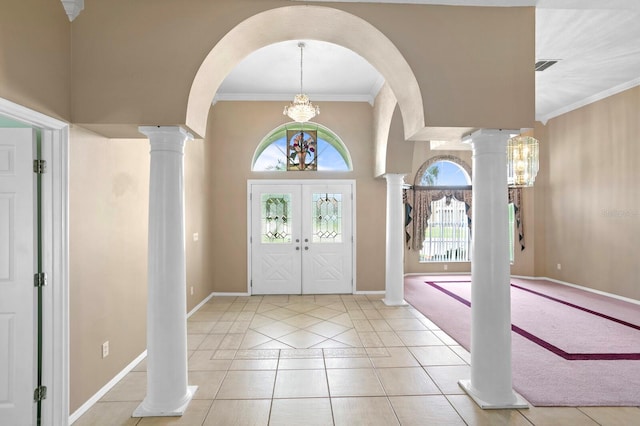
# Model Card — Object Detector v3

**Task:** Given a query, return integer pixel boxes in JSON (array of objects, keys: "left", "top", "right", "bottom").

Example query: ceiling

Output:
[{"left": 215, "top": 0, "right": 640, "bottom": 126}]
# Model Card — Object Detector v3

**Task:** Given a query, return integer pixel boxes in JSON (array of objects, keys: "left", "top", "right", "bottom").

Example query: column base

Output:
[
  {"left": 458, "top": 380, "right": 529, "bottom": 409},
  {"left": 133, "top": 385, "right": 198, "bottom": 418},
  {"left": 382, "top": 298, "right": 408, "bottom": 307}
]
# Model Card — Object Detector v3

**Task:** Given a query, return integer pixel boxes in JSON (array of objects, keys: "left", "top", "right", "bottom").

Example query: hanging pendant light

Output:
[
  {"left": 507, "top": 133, "right": 539, "bottom": 187},
  {"left": 283, "top": 42, "right": 320, "bottom": 123}
]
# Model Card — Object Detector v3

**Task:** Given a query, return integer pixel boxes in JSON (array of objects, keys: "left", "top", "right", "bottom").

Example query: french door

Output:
[{"left": 250, "top": 181, "right": 354, "bottom": 295}]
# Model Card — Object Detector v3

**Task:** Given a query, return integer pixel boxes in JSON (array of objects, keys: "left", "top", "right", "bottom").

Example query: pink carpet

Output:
[{"left": 404, "top": 275, "right": 640, "bottom": 406}]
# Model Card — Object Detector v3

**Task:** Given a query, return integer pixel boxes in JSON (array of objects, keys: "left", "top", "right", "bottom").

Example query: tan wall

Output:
[
  {"left": 69, "top": 126, "right": 213, "bottom": 412},
  {"left": 69, "top": 127, "right": 149, "bottom": 411},
  {"left": 540, "top": 86, "right": 640, "bottom": 300},
  {"left": 206, "top": 101, "right": 386, "bottom": 293},
  {"left": 71, "top": 1, "right": 533, "bottom": 137},
  {"left": 0, "top": 0, "right": 71, "bottom": 120}
]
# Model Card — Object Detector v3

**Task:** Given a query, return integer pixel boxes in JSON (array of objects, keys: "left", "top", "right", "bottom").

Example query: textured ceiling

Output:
[{"left": 216, "top": 1, "right": 640, "bottom": 124}]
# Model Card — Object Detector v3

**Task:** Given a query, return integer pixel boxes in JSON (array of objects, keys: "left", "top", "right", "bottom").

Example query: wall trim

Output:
[
  {"left": 187, "top": 292, "right": 215, "bottom": 317},
  {"left": 354, "top": 291, "right": 385, "bottom": 295},
  {"left": 212, "top": 292, "right": 251, "bottom": 297},
  {"left": 68, "top": 351, "right": 147, "bottom": 424}
]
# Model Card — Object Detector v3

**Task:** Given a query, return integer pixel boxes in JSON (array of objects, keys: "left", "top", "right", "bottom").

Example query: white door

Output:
[
  {"left": 250, "top": 182, "right": 353, "bottom": 295},
  {"left": 0, "top": 128, "right": 36, "bottom": 425}
]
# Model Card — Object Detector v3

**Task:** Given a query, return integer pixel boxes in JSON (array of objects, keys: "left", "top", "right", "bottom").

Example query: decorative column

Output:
[
  {"left": 459, "top": 129, "right": 527, "bottom": 409},
  {"left": 133, "top": 126, "right": 197, "bottom": 417},
  {"left": 382, "top": 174, "right": 408, "bottom": 306}
]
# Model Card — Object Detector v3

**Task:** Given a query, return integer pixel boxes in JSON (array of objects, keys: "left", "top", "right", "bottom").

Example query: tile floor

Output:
[{"left": 74, "top": 294, "right": 640, "bottom": 425}]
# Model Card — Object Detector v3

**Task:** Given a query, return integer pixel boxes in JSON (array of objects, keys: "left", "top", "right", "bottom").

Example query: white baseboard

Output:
[
  {"left": 212, "top": 292, "right": 251, "bottom": 297},
  {"left": 528, "top": 275, "right": 640, "bottom": 306},
  {"left": 188, "top": 292, "right": 215, "bottom": 317},
  {"left": 69, "top": 350, "right": 147, "bottom": 424},
  {"left": 354, "top": 290, "right": 385, "bottom": 295}
]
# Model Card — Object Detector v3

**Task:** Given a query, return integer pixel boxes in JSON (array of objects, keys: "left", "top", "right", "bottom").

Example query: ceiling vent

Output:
[{"left": 535, "top": 60, "right": 559, "bottom": 72}]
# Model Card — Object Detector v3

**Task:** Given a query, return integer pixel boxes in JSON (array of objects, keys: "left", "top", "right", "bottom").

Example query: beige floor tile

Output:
[
  {"left": 311, "top": 339, "right": 352, "bottom": 349},
  {"left": 331, "top": 396, "right": 400, "bottom": 426},
  {"left": 203, "top": 399, "right": 271, "bottom": 426},
  {"left": 447, "top": 394, "right": 532, "bottom": 426},
  {"left": 378, "top": 307, "right": 417, "bottom": 319},
  {"left": 210, "top": 321, "right": 233, "bottom": 334},
  {"left": 251, "top": 340, "right": 294, "bottom": 350},
  {"left": 217, "top": 333, "right": 243, "bottom": 350},
  {"left": 189, "top": 371, "right": 226, "bottom": 399},
  {"left": 211, "top": 349, "right": 236, "bottom": 360},
  {"left": 228, "top": 321, "right": 251, "bottom": 333},
  {"left": 327, "top": 368, "right": 385, "bottom": 396},
  {"left": 286, "top": 302, "right": 320, "bottom": 313},
  {"left": 389, "top": 395, "right": 466, "bottom": 426},
  {"left": 519, "top": 406, "right": 601, "bottom": 426},
  {"left": 189, "top": 311, "right": 223, "bottom": 322},
  {"left": 239, "top": 330, "right": 273, "bottom": 349},
  {"left": 324, "top": 302, "right": 348, "bottom": 312},
  {"left": 274, "top": 369, "right": 329, "bottom": 398},
  {"left": 132, "top": 357, "right": 147, "bottom": 372},
  {"left": 279, "top": 348, "right": 323, "bottom": 358},
  {"left": 269, "top": 398, "right": 333, "bottom": 426},
  {"left": 386, "top": 318, "right": 428, "bottom": 331},
  {"left": 281, "top": 313, "right": 323, "bottom": 328},
  {"left": 220, "top": 311, "right": 240, "bottom": 321},
  {"left": 323, "top": 347, "right": 369, "bottom": 358},
  {"left": 358, "top": 331, "right": 385, "bottom": 347},
  {"left": 277, "top": 330, "right": 327, "bottom": 348},
  {"left": 229, "top": 358, "right": 278, "bottom": 370},
  {"left": 216, "top": 370, "right": 276, "bottom": 399},
  {"left": 187, "top": 321, "right": 215, "bottom": 334},
  {"left": 396, "top": 330, "right": 445, "bottom": 346},
  {"left": 197, "top": 334, "right": 224, "bottom": 351},
  {"left": 277, "top": 357, "right": 325, "bottom": 369},
  {"left": 187, "top": 333, "right": 207, "bottom": 350},
  {"left": 260, "top": 307, "right": 298, "bottom": 321},
  {"left": 305, "top": 320, "right": 350, "bottom": 338},
  {"left": 376, "top": 367, "right": 441, "bottom": 396},
  {"left": 234, "top": 349, "right": 280, "bottom": 359},
  {"left": 578, "top": 406, "right": 640, "bottom": 426},
  {"left": 307, "top": 306, "right": 344, "bottom": 320},
  {"left": 188, "top": 350, "right": 232, "bottom": 371},
  {"left": 73, "top": 401, "right": 141, "bottom": 426},
  {"left": 369, "top": 319, "right": 393, "bottom": 332},
  {"left": 450, "top": 345, "right": 471, "bottom": 364},
  {"left": 137, "top": 399, "right": 213, "bottom": 425},
  {"left": 363, "top": 309, "right": 384, "bottom": 319},
  {"left": 369, "top": 347, "right": 420, "bottom": 368},
  {"left": 102, "top": 371, "right": 147, "bottom": 401},
  {"left": 332, "top": 329, "right": 363, "bottom": 347},
  {"left": 352, "top": 319, "right": 374, "bottom": 332},
  {"left": 433, "top": 329, "right": 460, "bottom": 345},
  {"left": 376, "top": 331, "right": 405, "bottom": 347},
  {"left": 424, "top": 365, "right": 470, "bottom": 395},
  {"left": 324, "top": 357, "right": 372, "bottom": 369},
  {"left": 346, "top": 309, "right": 366, "bottom": 319},
  {"left": 409, "top": 345, "right": 467, "bottom": 366},
  {"left": 254, "top": 321, "right": 299, "bottom": 339}
]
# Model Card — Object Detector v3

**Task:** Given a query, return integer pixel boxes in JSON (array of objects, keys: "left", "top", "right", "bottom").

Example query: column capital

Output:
[
  {"left": 139, "top": 126, "right": 194, "bottom": 141},
  {"left": 383, "top": 173, "right": 407, "bottom": 184},
  {"left": 464, "top": 129, "right": 518, "bottom": 152}
]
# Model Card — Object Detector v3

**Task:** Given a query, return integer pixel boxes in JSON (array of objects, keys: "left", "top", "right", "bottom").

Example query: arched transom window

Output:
[{"left": 252, "top": 123, "right": 352, "bottom": 172}]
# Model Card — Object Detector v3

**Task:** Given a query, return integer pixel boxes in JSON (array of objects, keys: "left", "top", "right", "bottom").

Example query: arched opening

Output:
[{"left": 186, "top": 5, "right": 424, "bottom": 140}]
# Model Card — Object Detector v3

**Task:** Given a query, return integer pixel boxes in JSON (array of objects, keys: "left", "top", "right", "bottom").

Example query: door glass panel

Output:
[
  {"left": 312, "top": 193, "right": 342, "bottom": 243},
  {"left": 261, "top": 194, "right": 292, "bottom": 243}
]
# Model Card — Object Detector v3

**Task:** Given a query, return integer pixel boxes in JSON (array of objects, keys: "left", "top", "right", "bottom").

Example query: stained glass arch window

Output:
[{"left": 252, "top": 122, "right": 352, "bottom": 171}]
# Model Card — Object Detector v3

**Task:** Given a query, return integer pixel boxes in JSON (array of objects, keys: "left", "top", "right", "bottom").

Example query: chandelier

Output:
[
  {"left": 507, "top": 134, "right": 539, "bottom": 187},
  {"left": 283, "top": 42, "right": 320, "bottom": 123}
]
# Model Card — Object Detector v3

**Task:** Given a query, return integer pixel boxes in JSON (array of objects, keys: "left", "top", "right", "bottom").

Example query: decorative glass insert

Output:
[
  {"left": 287, "top": 130, "right": 317, "bottom": 171},
  {"left": 312, "top": 193, "right": 342, "bottom": 243},
  {"left": 261, "top": 194, "right": 292, "bottom": 243},
  {"left": 252, "top": 123, "right": 352, "bottom": 171}
]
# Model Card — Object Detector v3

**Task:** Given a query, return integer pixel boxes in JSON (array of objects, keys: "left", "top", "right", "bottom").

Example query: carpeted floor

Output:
[{"left": 404, "top": 275, "right": 640, "bottom": 406}]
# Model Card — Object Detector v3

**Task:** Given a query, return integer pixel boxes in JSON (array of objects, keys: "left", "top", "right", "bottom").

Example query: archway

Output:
[{"left": 186, "top": 5, "right": 424, "bottom": 140}]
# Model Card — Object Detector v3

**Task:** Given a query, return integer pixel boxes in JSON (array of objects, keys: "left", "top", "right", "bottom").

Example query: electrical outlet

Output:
[
  {"left": 190, "top": 286, "right": 194, "bottom": 296},
  {"left": 557, "top": 263, "right": 562, "bottom": 270},
  {"left": 102, "top": 341, "right": 109, "bottom": 358},
  {"left": 193, "top": 233, "right": 199, "bottom": 242},
  {"left": 443, "top": 264, "right": 448, "bottom": 271}
]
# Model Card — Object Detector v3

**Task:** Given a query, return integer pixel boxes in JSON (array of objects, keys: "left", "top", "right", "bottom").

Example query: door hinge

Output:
[
  {"left": 34, "top": 386, "right": 47, "bottom": 402},
  {"left": 33, "top": 159, "right": 47, "bottom": 174},
  {"left": 34, "top": 272, "right": 48, "bottom": 287}
]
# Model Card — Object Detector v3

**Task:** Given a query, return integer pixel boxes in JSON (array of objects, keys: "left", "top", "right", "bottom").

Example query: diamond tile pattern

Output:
[{"left": 73, "top": 294, "right": 640, "bottom": 426}]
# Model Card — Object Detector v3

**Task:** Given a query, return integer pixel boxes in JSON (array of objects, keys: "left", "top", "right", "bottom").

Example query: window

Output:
[
  {"left": 417, "top": 159, "right": 471, "bottom": 263},
  {"left": 252, "top": 123, "right": 352, "bottom": 172}
]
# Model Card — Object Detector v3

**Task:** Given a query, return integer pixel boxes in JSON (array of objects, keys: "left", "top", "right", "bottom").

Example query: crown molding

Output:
[{"left": 61, "top": 0, "right": 84, "bottom": 21}]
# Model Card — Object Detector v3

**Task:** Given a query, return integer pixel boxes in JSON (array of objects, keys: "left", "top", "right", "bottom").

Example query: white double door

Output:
[{"left": 250, "top": 181, "right": 353, "bottom": 295}]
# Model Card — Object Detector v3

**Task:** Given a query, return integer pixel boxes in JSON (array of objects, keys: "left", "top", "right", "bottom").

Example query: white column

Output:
[
  {"left": 459, "top": 129, "right": 527, "bottom": 409},
  {"left": 382, "top": 174, "right": 408, "bottom": 306},
  {"left": 133, "top": 126, "right": 197, "bottom": 417}
]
